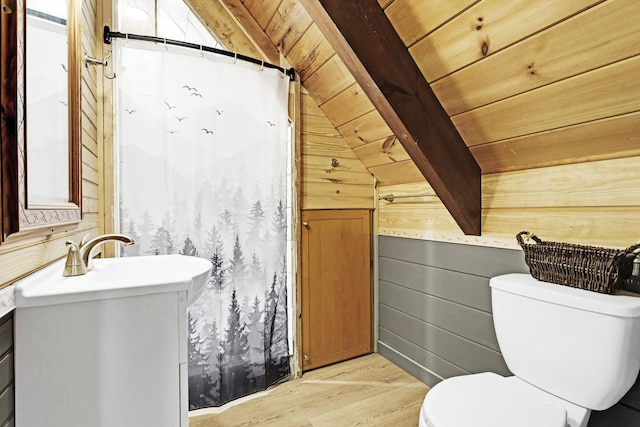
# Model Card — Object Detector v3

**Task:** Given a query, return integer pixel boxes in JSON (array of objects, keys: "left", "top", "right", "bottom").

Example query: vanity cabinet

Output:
[
  {"left": 12, "top": 256, "right": 212, "bottom": 427},
  {"left": 16, "top": 288, "right": 188, "bottom": 426}
]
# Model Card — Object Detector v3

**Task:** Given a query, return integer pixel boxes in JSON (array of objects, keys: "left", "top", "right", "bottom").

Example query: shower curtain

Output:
[{"left": 114, "top": 39, "right": 291, "bottom": 409}]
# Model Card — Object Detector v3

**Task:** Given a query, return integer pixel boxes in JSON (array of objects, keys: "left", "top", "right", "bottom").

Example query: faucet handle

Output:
[{"left": 63, "top": 240, "right": 87, "bottom": 277}]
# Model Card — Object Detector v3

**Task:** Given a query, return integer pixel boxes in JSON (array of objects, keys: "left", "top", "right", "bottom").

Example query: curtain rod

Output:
[{"left": 102, "top": 26, "right": 295, "bottom": 81}]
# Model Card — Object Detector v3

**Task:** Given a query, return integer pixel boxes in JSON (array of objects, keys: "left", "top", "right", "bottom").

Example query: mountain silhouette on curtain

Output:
[{"left": 115, "top": 39, "right": 291, "bottom": 409}]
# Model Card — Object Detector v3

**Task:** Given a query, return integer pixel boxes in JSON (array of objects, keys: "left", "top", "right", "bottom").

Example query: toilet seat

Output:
[{"left": 421, "top": 373, "right": 567, "bottom": 427}]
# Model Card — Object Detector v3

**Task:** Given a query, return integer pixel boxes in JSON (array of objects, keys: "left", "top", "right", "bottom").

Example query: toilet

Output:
[{"left": 419, "top": 273, "right": 640, "bottom": 427}]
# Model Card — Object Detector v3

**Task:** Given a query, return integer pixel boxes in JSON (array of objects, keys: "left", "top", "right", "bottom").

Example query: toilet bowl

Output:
[
  {"left": 419, "top": 373, "right": 589, "bottom": 427},
  {"left": 419, "top": 273, "right": 640, "bottom": 427}
]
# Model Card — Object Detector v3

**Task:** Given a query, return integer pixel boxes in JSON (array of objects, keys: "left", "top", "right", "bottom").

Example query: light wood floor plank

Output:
[{"left": 189, "top": 353, "right": 429, "bottom": 427}]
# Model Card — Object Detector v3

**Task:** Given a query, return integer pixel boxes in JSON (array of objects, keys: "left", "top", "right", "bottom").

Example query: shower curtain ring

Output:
[
  {"left": 260, "top": 60, "right": 264, "bottom": 72},
  {"left": 233, "top": 52, "right": 237, "bottom": 64},
  {"left": 163, "top": 38, "right": 168, "bottom": 51},
  {"left": 199, "top": 44, "right": 203, "bottom": 57}
]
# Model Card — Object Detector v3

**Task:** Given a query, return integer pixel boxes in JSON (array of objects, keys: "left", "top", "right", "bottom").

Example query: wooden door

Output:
[{"left": 301, "top": 209, "right": 372, "bottom": 371}]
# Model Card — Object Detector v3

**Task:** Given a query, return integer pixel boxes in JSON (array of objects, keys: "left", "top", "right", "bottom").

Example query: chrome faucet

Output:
[{"left": 63, "top": 234, "right": 135, "bottom": 277}]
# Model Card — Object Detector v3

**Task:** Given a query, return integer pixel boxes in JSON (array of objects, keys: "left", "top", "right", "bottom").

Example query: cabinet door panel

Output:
[{"left": 301, "top": 209, "right": 372, "bottom": 371}]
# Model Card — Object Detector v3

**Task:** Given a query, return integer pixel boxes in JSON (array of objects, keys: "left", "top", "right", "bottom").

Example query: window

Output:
[{"left": 117, "top": 0, "right": 225, "bottom": 49}]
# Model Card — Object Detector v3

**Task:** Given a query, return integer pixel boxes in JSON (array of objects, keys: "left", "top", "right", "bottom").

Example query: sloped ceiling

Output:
[
  {"left": 187, "top": 0, "right": 640, "bottom": 232},
  {"left": 301, "top": 0, "right": 481, "bottom": 235}
]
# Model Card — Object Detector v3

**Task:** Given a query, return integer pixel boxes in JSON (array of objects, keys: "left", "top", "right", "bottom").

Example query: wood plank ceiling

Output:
[
  {"left": 188, "top": 0, "right": 640, "bottom": 233},
  {"left": 301, "top": 0, "right": 481, "bottom": 235}
]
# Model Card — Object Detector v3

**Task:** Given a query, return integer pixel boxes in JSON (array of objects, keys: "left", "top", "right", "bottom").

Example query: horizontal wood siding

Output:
[
  {"left": 385, "top": 0, "right": 478, "bottom": 47},
  {"left": 378, "top": 235, "right": 640, "bottom": 423},
  {"left": 388, "top": 0, "right": 640, "bottom": 177},
  {"left": 378, "top": 235, "right": 522, "bottom": 385},
  {"left": 300, "top": 92, "right": 374, "bottom": 210},
  {"left": 452, "top": 55, "right": 640, "bottom": 147},
  {"left": 0, "top": 0, "right": 101, "bottom": 289},
  {"left": 408, "top": 0, "right": 603, "bottom": 82},
  {"left": 380, "top": 281, "right": 499, "bottom": 351},
  {"left": 409, "top": 0, "right": 640, "bottom": 175},
  {"left": 432, "top": 0, "right": 640, "bottom": 116},
  {"left": 378, "top": 155, "right": 640, "bottom": 249},
  {"left": 186, "top": 0, "right": 265, "bottom": 58}
]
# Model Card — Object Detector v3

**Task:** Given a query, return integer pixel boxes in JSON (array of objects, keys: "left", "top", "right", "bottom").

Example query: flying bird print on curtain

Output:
[{"left": 114, "top": 39, "right": 292, "bottom": 410}]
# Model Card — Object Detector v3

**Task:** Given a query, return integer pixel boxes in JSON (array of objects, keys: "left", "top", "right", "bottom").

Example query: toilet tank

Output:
[{"left": 490, "top": 273, "right": 640, "bottom": 410}]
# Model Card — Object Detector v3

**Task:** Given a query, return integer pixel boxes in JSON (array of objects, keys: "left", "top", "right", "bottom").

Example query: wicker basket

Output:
[{"left": 516, "top": 231, "right": 640, "bottom": 294}]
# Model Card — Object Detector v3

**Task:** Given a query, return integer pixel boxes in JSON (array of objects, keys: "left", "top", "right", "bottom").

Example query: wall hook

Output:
[{"left": 84, "top": 50, "right": 116, "bottom": 79}]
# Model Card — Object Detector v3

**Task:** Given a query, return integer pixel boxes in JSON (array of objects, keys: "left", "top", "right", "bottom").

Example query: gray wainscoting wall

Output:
[{"left": 377, "top": 235, "right": 640, "bottom": 426}]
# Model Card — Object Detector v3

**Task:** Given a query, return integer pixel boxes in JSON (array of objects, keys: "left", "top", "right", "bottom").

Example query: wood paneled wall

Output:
[
  {"left": 387, "top": 0, "right": 640, "bottom": 171},
  {"left": 378, "top": 236, "right": 520, "bottom": 385},
  {"left": 379, "top": 155, "right": 640, "bottom": 249},
  {"left": 228, "top": 0, "right": 640, "bottom": 248},
  {"left": 378, "top": 0, "right": 640, "bottom": 248},
  {"left": 0, "top": 0, "right": 102, "bottom": 289},
  {"left": 300, "top": 90, "right": 373, "bottom": 209}
]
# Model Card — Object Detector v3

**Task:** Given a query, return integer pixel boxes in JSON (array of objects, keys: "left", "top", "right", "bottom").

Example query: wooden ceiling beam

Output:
[{"left": 300, "top": 0, "right": 481, "bottom": 235}]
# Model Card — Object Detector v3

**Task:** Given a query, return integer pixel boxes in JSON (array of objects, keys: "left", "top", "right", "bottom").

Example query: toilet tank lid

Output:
[{"left": 490, "top": 273, "right": 640, "bottom": 317}]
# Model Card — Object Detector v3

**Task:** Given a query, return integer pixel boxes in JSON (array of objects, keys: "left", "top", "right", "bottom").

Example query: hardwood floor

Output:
[{"left": 189, "top": 353, "right": 430, "bottom": 426}]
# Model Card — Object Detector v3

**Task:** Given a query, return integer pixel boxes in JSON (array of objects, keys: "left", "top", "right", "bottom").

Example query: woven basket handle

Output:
[
  {"left": 516, "top": 231, "right": 543, "bottom": 246},
  {"left": 623, "top": 243, "right": 640, "bottom": 259},
  {"left": 609, "top": 243, "right": 640, "bottom": 267}
]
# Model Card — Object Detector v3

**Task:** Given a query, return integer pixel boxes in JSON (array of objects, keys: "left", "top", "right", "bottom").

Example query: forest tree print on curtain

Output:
[{"left": 114, "top": 40, "right": 291, "bottom": 409}]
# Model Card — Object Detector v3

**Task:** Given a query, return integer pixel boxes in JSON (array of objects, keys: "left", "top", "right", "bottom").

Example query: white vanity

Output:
[{"left": 14, "top": 254, "right": 211, "bottom": 427}]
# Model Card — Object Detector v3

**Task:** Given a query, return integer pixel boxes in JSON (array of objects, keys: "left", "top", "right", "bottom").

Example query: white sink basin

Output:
[{"left": 15, "top": 254, "right": 212, "bottom": 308}]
